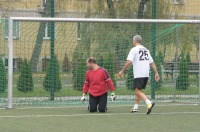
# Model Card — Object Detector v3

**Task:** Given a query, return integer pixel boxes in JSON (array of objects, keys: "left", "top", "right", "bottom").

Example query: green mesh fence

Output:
[
  {"left": 0, "top": 18, "right": 200, "bottom": 107},
  {"left": 0, "top": 0, "right": 200, "bottom": 108}
]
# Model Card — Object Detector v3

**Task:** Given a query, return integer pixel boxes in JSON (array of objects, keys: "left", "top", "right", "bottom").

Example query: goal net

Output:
[{"left": 1, "top": 17, "right": 200, "bottom": 108}]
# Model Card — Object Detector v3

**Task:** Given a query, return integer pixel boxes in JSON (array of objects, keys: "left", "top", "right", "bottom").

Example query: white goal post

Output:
[{"left": 7, "top": 17, "right": 200, "bottom": 108}]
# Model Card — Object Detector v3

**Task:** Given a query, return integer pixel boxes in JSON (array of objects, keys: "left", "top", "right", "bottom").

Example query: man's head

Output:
[
  {"left": 86, "top": 57, "right": 97, "bottom": 70},
  {"left": 133, "top": 35, "right": 142, "bottom": 46}
]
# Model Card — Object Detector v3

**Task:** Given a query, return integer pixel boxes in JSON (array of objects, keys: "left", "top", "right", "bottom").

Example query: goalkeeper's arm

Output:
[
  {"left": 81, "top": 81, "right": 89, "bottom": 102},
  {"left": 82, "top": 71, "right": 90, "bottom": 94},
  {"left": 106, "top": 78, "right": 116, "bottom": 101},
  {"left": 81, "top": 72, "right": 90, "bottom": 102},
  {"left": 82, "top": 80, "right": 89, "bottom": 94},
  {"left": 103, "top": 69, "right": 116, "bottom": 101},
  {"left": 106, "top": 78, "right": 115, "bottom": 92}
]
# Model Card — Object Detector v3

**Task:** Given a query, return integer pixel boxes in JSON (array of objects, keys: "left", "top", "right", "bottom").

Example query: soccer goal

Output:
[{"left": 3, "top": 17, "right": 200, "bottom": 108}]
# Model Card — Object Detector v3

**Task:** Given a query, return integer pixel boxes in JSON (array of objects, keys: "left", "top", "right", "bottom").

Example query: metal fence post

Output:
[
  {"left": 199, "top": 24, "right": 200, "bottom": 105},
  {"left": 151, "top": 0, "right": 156, "bottom": 99},
  {"left": 50, "top": 0, "right": 55, "bottom": 100},
  {"left": 173, "top": 27, "right": 179, "bottom": 102}
]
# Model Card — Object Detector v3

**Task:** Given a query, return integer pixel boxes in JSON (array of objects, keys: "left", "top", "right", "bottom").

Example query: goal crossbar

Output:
[{"left": 9, "top": 17, "right": 200, "bottom": 24}]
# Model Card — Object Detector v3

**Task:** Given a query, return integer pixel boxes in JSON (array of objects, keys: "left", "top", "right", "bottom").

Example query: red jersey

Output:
[{"left": 82, "top": 67, "right": 115, "bottom": 97}]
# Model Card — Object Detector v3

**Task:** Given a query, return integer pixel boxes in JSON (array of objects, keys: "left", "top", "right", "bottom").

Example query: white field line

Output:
[
  {"left": 0, "top": 112, "right": 200, "bottom": 118},
  {"left": 0, "top": 103, "right": 198, "bottom": 110}
]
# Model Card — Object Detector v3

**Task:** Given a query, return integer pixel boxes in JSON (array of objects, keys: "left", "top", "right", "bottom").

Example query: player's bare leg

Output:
[
  {"left": 134, "top": 88, "right": 155, "bottom": 114},
  {"left": 131, "top": 94, "right": 140, "bottom": 113},
  {"left": 134, "top": 88, "right": 148, "bottom": 100},
  {"left": 135, "top": 94, "right": 140, "bottom": 104}
]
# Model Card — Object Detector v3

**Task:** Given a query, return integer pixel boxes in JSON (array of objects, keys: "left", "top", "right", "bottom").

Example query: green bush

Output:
[
  {"left": 0, "top": 58, "right": 7, "bottom": 93},
  {"left": 186, "top": 52, "right": 191, "bottom": 78},
  {"left": 186, "top": 52, "right": 191, "bottom": 63},
  {"left": 176, "top": 52, "right": 190, "bottom": 90},
  {"left": 125, "top": 66, "right": 134, "bottom": 90},
  {"left": 158, "top": 51, "right": 164, "bottom": 65},
  {"left": 103, "top": 52, "right": 116, "bottom": 87},
  {"left": 97, "top": 56, "right": 104, "bottom": 67},
  {"left": 43, "top": 56, "right": 62, "bottom": 92},
  {"left": 17, "top": 59, "right": 34, "bottom": 92},
  {"left": 73, "top": 58, "right": 86, "bottom": 90},
  {"left": 62, "top": 53, "right": 71, "bottom": 73}
]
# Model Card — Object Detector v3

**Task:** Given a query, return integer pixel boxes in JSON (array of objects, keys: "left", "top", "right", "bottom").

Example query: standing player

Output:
[
  {"left": 119, "top": 35, "right": 160, "bottom": 115},
  {"left": 81, "top": 57, "right": 116, "bottom": 112}
]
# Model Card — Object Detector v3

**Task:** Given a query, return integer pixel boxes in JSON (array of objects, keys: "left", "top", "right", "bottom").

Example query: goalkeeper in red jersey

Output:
[{"left": 81, "top": 57, "right": 116, "bottom": 112}]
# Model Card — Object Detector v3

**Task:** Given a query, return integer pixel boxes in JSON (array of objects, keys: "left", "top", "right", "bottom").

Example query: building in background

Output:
[{"left": 0, "top": 0, "right": 199, "bottom": 71}]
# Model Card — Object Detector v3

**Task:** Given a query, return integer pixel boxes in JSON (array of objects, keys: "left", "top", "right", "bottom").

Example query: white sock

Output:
[
  {"left": 134, "top": 104, "right": 139, "bottom": 110},
  {"left": 145, "top": 99, "right": 151, "bottom": 105}
]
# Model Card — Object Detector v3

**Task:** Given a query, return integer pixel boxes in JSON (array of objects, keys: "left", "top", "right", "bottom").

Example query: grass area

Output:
[
  {"left": 0, "top": 105, "right": 200, "bottom": 132},
  {"left": 0, "top": 86, "right": 199, "bottom": 98},
  {"left": 0, "top": 73, "right": 197, "bottom": 100},
  {"left": 115, "top": 86, "right": 199, "bottom": 95},
  {"left": 0, "top": 87, "right": 82, "bottom": 98},
  {"left": 6, "top": 72, "right": 199, "bottom": 96}
]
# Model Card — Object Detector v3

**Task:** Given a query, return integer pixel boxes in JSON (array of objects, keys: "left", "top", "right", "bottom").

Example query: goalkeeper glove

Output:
[
  {"left": 81, "top": 93, "right": 86, "bottom": 102},
  {"left": 111, "top": 92, "right": 116, "bottom": 101}
]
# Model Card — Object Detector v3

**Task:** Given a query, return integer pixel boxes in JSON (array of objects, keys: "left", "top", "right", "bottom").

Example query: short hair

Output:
[
  {"left": 87, "top": 57, "right": 96, "bottom": 64},
  {"left": 133, "top": 35, "right": 142, "bottom": 43}
]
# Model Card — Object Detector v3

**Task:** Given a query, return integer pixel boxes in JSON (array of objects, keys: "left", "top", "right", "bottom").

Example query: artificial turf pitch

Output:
[{"left": 0, "top": 104, "right": 200, "bottom": 132}]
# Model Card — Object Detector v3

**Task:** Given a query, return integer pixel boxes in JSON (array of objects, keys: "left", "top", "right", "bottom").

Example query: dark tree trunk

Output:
[
  {"left": 106, "top": 0, "right": 116, "bottom": 18},
  {"left": 72, "top": 0, "right": 92, "bottom": 89},
  {"left": 136, "top": 0, "right": 149, "bottom": 34},
  {"left": 137, "top": 0, "right": 149, "bottom": 19},
  {"left": 30, "top": 0, "right": 51, "bottom": 72}
]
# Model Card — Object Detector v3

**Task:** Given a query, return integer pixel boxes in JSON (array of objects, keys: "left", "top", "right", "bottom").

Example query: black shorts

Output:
[{"left": 134, "top": 77, "right": 149, "bottom": 90}]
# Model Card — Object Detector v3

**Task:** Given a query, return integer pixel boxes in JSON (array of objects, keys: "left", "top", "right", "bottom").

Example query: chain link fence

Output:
[{"left": 0, "top": 0, "right": 200, "bottom": 107}]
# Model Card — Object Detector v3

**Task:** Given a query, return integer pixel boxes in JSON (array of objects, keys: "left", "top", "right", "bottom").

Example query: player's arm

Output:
[
  {"left": 81, "top": 72, "right": 90, "bottom": 101},
  {"left": 151, "top": 62, "right": 158, "bottom": 74},
  {"left": 103, "top": 69, "right": 116, "bottom": 101},
  {"left": 119, "top": 60, "right": 132, "bottom": 76},
  {"left": 149, "top": 53, "right": 160, "bottom": 81},
  {"left": 119, "top": 49, "right": 134, "bottom": 77},
  {"left": 82, "top": 72, "right": 90, "bottom": 94},
  {"left": 103, "top": 70, "right": 115, "bottom": 92},
  {"left": 150, "top": 62, "right": 160, "bottom": 81}
]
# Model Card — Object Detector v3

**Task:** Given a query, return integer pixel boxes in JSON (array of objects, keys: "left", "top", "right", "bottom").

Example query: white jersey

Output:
[{"left": 127, "top": 45, "right": 154, "bottom": 78}]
